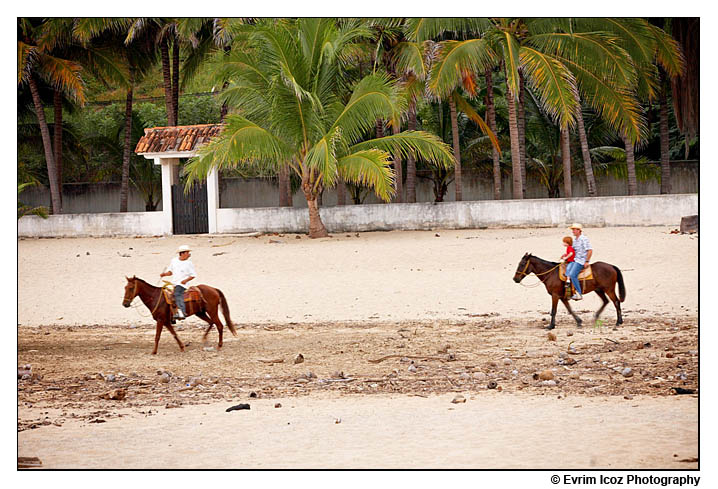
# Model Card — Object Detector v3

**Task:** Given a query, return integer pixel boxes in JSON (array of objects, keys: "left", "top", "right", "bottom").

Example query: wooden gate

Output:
[{"left": 171, "top": 183, "right": 208, "bottom": 234}]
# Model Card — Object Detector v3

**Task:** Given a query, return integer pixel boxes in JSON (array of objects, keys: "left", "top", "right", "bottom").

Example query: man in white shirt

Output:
[{"left": 160, "top": 245, "right": 196, "bottom": 319}]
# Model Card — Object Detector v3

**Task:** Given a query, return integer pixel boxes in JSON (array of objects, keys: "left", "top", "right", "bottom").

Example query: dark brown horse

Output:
[
  {"left": 123, "top": 276, "right": 237, "bottom": 354},
  {"left": 513, "top": 253, "right": 626, "bottom": 330}
]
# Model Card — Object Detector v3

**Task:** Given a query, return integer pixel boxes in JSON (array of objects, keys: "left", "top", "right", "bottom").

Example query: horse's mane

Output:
[
  {"left": 528, "top": 254, "right": 559, "bottom": 267},
  {"left": 132, "top": 276, "right": 158, "bottom": 289}
]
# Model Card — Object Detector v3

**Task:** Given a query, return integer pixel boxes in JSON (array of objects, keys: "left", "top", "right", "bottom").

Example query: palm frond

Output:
[
  {"left": 453, "top": 92, "right": 501, "bottom": 152},
  {"left": 350, "top": 131, "right": 455, "bottom": 169},
  {"left": 427, "top": 39, "right": 495, "bottom": 99},
  {"left": 519, "top": 46, "right": 578, "bottom": 128},
  {"left": 184, "top": 115, "right": 291, "bottom": 186},
  {"left": 329, "top": 73, "right": 403, "bottom": 146},
  {"left": 646, "top": 22, "right": 685, "bottom": 78},
  {"left": 337, "top": 149, "right": 395, "bottom": 202},
  {"left": 37, "top": 54, "right": 86, "bottom": 104}
]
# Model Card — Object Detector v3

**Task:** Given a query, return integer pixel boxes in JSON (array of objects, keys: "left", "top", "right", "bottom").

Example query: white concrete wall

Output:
[
  {"left": 18, "top": 211, "right": 167, "bottom": 238},
  {"left": 216, "top": 194, "right": 698, "bottom": 234},
  {"left": 17, "top": 194, "right": 697, "bottom": 237}
]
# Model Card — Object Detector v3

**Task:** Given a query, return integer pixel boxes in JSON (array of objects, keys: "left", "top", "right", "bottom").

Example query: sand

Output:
[{"left": 16, "top": 227, "right": 701, "bottom": 472}]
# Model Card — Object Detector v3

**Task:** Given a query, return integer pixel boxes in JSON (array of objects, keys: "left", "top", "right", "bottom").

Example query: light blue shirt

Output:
[{"left": 573, "top": 234, "right": 592, "bottom": 265}]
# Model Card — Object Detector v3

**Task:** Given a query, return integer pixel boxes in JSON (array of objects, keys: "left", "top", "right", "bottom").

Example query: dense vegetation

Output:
[{"left": 18, "top": 18, "right": 699, "bottom": 231}]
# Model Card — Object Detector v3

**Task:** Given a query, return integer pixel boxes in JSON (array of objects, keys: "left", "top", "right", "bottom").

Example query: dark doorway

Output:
[{"left": 171, "top": 183, "right": 208, "bottom": 234}]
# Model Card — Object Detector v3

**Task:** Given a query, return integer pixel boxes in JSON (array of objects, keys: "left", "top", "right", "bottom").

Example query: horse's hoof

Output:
[{"left": 545, "top": 325, "right": 555, "bottom": 330}]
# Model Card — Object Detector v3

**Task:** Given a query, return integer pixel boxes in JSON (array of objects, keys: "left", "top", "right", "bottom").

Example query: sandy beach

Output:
[{"left": 16, "top": 227, "right": 700, "bottom": 471}]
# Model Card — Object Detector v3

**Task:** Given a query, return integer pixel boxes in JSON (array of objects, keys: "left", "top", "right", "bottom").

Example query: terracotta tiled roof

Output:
[{"left": 134, "top": 124, "right": 224, "bottom": 154}]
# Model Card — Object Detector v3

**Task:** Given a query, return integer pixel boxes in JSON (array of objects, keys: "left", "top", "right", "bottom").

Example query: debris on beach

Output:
[
  {"left": 294, "top": 353, "right": 305, "bottom": 364},
  {"left": 451, "top": 394, "right": 466, "bottom": 403},
  {"left": 226, "top": 403, "right": 250, "bottom": 412}
]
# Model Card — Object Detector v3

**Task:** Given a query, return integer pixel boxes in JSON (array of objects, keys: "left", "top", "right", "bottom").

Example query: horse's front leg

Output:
[
  {"left": 164, "top": 323, "right": 185, "bottom": 352},
  {"left": 152, "top": 321, "right": 162, "bottom": 355},
  {"left": 560, "top": 297, "right": 583, "bottom": 327},
  {"left": 548, "top": 294, "right": 559, "bottom": 330}
]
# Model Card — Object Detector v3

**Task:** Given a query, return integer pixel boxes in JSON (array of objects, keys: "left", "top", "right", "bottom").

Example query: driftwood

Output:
[
  {"left": 18, "top": 457, "right": 42, "bottom": 469},
  {"left": 368, "top": 354, "right": 452, "bottom": 364},
  {"left": 257, "top": 358, "right": 284, "bottom": 364}
]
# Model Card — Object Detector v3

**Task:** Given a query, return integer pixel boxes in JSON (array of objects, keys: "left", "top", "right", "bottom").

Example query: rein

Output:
[
  {"left": 129, "top": 279, "right": 168, "bottom": 317},
  {"left": 517, "top": 259, "right": 561, "bottom": 288}
]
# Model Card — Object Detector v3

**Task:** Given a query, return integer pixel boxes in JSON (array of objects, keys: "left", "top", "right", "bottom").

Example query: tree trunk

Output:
[
  {"left": 659, "top": 81, "right": 672, "bottom": 194},
  {"left": 278, "top": 165, "right": 289, "bottom": 207},
  {"left": 29, "top": 75, "right": 61, "bottom": 214},
  {"left": 303, "top": 186, "right": 329, "bottom": 238},
  {"left": 561, "top": 127, "right": 572, "bottom": 198},
  {"left": 574, "top": 95, "right": 598, "bottom": 197},
  {"left": 405, "top": 102, "right": 417, "bottom": 203},
  {"left": 518, "top": 72, "right": 527, "bottom": 198},
  {"left": 160, "top": 38, "right": 175, "bottom": 126},
  {"left": 623, "top": 134, "right": 638, "bottom": 195},
  {"left": 172, "top": 38, "right": 180, "bottom": 125},
  {"left": 449, "top": 95, "right": 462, "bottom": 201},
  {"left": 120, "top": 81, "right": 134, "bottom": 212},
  {"left": 506, "top": 85, "right": 523, "bottom": 199},
  {"left": 391, "top": 122, "right": 403, "bottom": 203},
  {"left": 53, "top": 90, "right": 63, "bottom": 210},
  {"left": 485, "top": 67, "right": 501, "bottom": 200}
]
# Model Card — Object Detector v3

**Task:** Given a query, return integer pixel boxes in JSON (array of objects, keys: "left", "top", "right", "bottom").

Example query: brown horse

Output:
[
  {"left": 513, "top": 253, "right": 626, "bottom": 330},
  {"left": 122, "top": 276, "right": 237, "bottom": 354}
]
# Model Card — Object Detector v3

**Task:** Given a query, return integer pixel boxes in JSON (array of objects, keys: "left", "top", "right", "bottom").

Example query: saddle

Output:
[
  {"left": 162, "top": 285, "right": 206, "bottom": 317},
  {"left": 558, "top": 263, "right": 593, "bottom": 282}
]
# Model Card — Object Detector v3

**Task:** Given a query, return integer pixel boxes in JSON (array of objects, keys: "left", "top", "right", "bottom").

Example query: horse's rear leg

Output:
[
  {"left": 559, "top": 297, "right": 583, "bottom": 327},
  {"left": 205, "top": 309, "right": 225, "bottom": 349},
  {"left": 164, "top": 323, "right": 185, "bottom": 352},
  {"left": 196, "top": 311, "right": 215, "bottom": 344},
  {"left": 605, "top": 289, "right": 623, "bottom": 326},
  {"left": 594, "top": 290, "right": 610, "bottom": 324}
]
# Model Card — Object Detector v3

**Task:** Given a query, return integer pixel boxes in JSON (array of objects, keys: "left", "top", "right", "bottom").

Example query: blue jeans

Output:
[
  {"left": 566, "top": 262, "right": 583, "bottom": 295},
  {"left": 173, "top": 285, "right": 187, "bottom": 315}
]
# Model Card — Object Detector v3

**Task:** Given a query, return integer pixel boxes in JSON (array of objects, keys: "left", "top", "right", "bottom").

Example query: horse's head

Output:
[
  {"left": 513, "top": 253, "right": 533, "bottom": 283},
  {"left": 123, "top": 276, "right": 138, "bottom": 307}
]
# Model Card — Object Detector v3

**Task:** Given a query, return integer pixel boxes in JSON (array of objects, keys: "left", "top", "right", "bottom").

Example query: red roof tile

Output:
[{"left": 134, "top": 124, "right": 224, "bottom": 154}]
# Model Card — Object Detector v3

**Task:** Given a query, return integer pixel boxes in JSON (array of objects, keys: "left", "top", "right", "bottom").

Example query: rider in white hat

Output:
[
  {"left": 160, "top": 245, "right": 196, "bottom": 319},
  {"left": 567, "top": 223, "right": 592, "bottom": 300}
]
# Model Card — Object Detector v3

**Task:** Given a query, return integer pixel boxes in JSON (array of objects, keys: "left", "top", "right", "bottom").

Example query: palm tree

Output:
[
  {"left": 18, "top": 18, "right": 87, "bottom": 214},
  {"left": 406, "top": 18, "right": 499, "bottom": 202},
  {"left": 183, "top": 19, "right": 454, "bottom": 237},
  {"left": 567, "top": 18, "right": 683, "bottom": 195}
]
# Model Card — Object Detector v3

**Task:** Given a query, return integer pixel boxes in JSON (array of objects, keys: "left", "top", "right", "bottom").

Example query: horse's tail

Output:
[
  {"left": 613, "top": 265, "right": 626, "bottom": 302},
  {"left": 218, "top": 289, "right": 237, "bottom": 336}
]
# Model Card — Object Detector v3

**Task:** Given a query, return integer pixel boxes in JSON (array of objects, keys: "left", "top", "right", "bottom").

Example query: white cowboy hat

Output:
[
  {"left": 569, "top": 223, "right": 583, "bottom": 230},
  {"left": 177, "top": 245, "right": 192, "bottom": 253}
]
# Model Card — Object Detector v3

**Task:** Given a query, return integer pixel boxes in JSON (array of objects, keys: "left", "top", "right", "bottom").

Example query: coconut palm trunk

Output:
[
  {"left": 28, "top": 75, "right": 61, "bottom": 214},
  {"left": 302, "top": 178, "right": 328, "bottom": 238},
  {"left": 506, "top": 85, "right": 523, "bottom": 199},
  {"left": 485, "top": 67, "right": 501, "bottom": 200},
  {"left": 659, "top": 81, "right": 672, "bottom": 194},
  {"left": 561, "top": 127, "right": 572, "bottom": 198},
  {"left": 622, "top": 134, "right": 638, "bottom": 195},
  {"left": 120, "top": 78, "right": 134, "bottom": 212},
  {"left": 449, "top": 95, "right": 462, "bottom": 201},
  {"left": 574, "top": 95, "right": 598, "bottom": 197},
  {"left": 53, "top": 89, "right": 63, "bottom": 210},
  {"left": 518, "top": 72, "right": 527, "bottom": 198},
  {"left": 405, "top": 103, "right": 417, "bottom": 203},
  {"left": 160, "top": 38, "right": 175, "bottom": 126},
  {"left": 392, "top": 122, "right": 403, "bottom": 203},
  {"left": 172, "top": 39, "right": 180, "bottom": 125}
]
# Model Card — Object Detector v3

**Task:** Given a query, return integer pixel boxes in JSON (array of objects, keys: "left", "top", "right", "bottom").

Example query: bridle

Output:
[
  {"left": 516, "top": 256, "right": 561, "bottom": 288},
  {"left": 126, "top": 278, "right": 166, "bottom": 316}
]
